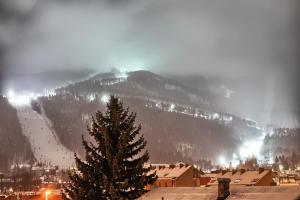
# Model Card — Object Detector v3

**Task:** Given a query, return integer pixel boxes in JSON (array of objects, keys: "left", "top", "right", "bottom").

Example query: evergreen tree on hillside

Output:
[
  {"left": 62, "top": 96, "right": 157, "bottom": 200},
  {"left": 291, "top": 151, "right": 297, "bottom": 170}
]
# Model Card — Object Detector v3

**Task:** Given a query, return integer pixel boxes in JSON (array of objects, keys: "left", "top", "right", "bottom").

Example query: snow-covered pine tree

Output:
[{"left": 62, "top": 95, "right": 157, "bottom": 200}]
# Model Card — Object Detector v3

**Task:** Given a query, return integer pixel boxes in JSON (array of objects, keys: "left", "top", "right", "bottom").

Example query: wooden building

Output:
[
  {"left": 207, "top": 168, "right": 276, "bottom": 186},
  {"left": 148, "top": 163, "right": 203, "bottom": 188}
]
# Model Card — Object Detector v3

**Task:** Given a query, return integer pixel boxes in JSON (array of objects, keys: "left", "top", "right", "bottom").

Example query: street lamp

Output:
[{"left": 45, "top": 190, "right": 51, "bottom": 200}]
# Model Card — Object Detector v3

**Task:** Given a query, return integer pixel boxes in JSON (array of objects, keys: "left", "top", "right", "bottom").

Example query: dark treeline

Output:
[
  {"left": 263, "top": 128, "right": 300, "bottom": 155},
  {"left": 0, "top": 96, "right": 34, "bottom": 172},
  {"left": 263, "top": 128, "right": 300, "bottom": 170},
  {"left": 40, "top": 94, "right": 104, "bottom": 154},
  {"left": 273, "top": 152, "right": 300, "bottom": 171}
]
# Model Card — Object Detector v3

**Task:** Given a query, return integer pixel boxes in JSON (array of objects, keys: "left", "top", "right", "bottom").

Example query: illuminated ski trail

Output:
[{"left": 16, "top": 106, "right": 74, "bottom": 168}]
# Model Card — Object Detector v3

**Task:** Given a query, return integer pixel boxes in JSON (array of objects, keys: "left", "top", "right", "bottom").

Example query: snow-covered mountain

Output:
[
  {"left": 57, "top": 70, "right": 219, "bottom": 111},
  {"left": 2, "top": 69, "right": 297, "bottom": 168},
  {"left": 172, "top": 74, "right": 300, "bottom": 128},
  {"left": 36, "top": 70, "right": 265, "bottom": 165}
]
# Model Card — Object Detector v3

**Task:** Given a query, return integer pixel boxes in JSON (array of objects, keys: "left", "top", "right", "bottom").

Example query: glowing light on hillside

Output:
[
  {"left": 88, "top": 94, "right": 96, "bottom": 102},
  {"left": 115, "top": 68, "right": 129, "bottom": 79},
  {"left": 226, "top": 128, "right": 270, "bottom": 168},
  {"left": 8, "top": 89, "right": 15, "bottom": 98},
  {"left": 218, "top": 156, "right": 226, "bottom": 167},
  {"left": 101, "top": 95, "right": 109, "bottom": 104},
  {"left": 232, "top": 153, "right": 237, "bottom": 159},
  {"left": 238, "top": 140, "right": 263, "bottom": 159},
  {"left": 213, "top": 113, "right": 220, "bottom": 119},
  {"left": 231, "top": 160, "right": 240, "bottom": 168},
  {"left": 6, "top": 89, "right": 39, "bottom": 107},
  {"left": 169, "top": 104, "right": 175, "bottom": 111}
]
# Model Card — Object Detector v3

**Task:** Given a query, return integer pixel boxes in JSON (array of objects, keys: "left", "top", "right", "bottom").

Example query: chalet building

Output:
[
  {"left": 148, "top": 163, "right": 203, "bottom": 188},
  {"left": 207, "top": 168, "right": 276, "bottom": 186}
]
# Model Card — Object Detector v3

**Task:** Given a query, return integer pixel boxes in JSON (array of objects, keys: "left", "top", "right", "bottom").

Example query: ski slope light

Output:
[
  {"left": 8, "top": 89, "right": 15, "bottom": 98},
  {"left": 7, "top": 90, "right": 38, "bottom": 107},
  {"left": 238, "top": 140, "right": 263, "bottom": 160},
  {"left": 218, "top": 156, "right": 227, "bottom": 167},
  {"left": 12, "top": 95, "right": 30, "bottom": 106},
  {"left": 170, "top": 104, "right": 175, "bottom": 111},
  {"left": 101, "top": 94, "right": 109, "bottom": 104}
]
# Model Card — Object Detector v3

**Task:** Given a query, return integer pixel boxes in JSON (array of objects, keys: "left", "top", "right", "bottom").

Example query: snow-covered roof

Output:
[
  {"left": 149, "top": 164, "right": 191, "bottom": 179},
  {"left": 141, "top": 186, "right": 300, "bottom": 200},
  {"left": 207, "top": 169, "right": 272, "bottom": 185}
]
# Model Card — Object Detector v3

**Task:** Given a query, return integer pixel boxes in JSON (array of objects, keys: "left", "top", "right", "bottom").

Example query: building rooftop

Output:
[
  {"left": 140, "top": 186, "right": 300, "bottom": 200},
  {"left": 207, "top": 169, "right": 273, "bottom": 186},
  {"left": 148, "top": 163, "right": 192, "bottom": 179}
]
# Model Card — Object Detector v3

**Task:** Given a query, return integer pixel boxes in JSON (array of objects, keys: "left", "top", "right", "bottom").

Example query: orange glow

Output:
[
  {"left": 46, "top": 190, "right": 51, "bottom": 195},
  {"left": 46, "top": 190, "right": 51, "bottom": 200}
]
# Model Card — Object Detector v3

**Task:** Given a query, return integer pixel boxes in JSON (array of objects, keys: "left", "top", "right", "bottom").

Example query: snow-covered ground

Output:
[{"left": 16, "top": 106, "right": 74, "bottom": 168}]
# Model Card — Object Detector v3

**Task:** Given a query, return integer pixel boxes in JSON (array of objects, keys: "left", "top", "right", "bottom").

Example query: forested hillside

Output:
[
  {"left": 39, "top": 94, "right": 104, "bottom": 154},
  {"left": 263, "top": 128, "right": 300, "bottom": 155},
  {"left": 39, "top": 93, "right": 259, "bottom": 164}
]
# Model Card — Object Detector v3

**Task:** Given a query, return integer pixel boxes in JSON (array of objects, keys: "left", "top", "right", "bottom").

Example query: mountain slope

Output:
[
  {"left": 0, "top": 96, "right": 34, "bottom": 172},
  {"left": 39, "top": 70, "right": 262, "bottom": 164},
  {"left": 57, "top": 70, "right": 216, "bottom": 110},
  {"left": 16, "top": 106, "right": 74, "bottom": 168}
]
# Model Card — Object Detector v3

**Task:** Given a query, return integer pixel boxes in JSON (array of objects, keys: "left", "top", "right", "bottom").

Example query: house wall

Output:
[
  {"left": 199, "top": 177, "right": 211, "bottom": 186},
  {"left": 193, "top": 178, "right": 200, "bottom": 187},
  {"left": 151, "top": 166, "right": 203, "bottom": 188},
  {"left": 255, "top": 171, "right": 273, "bottom": 186},
  {"left": 154, "top": 179, "right": 174, "bottom": 187},
  {"left": 175, "top": 167, "right": 195, "bottom": 187}
]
